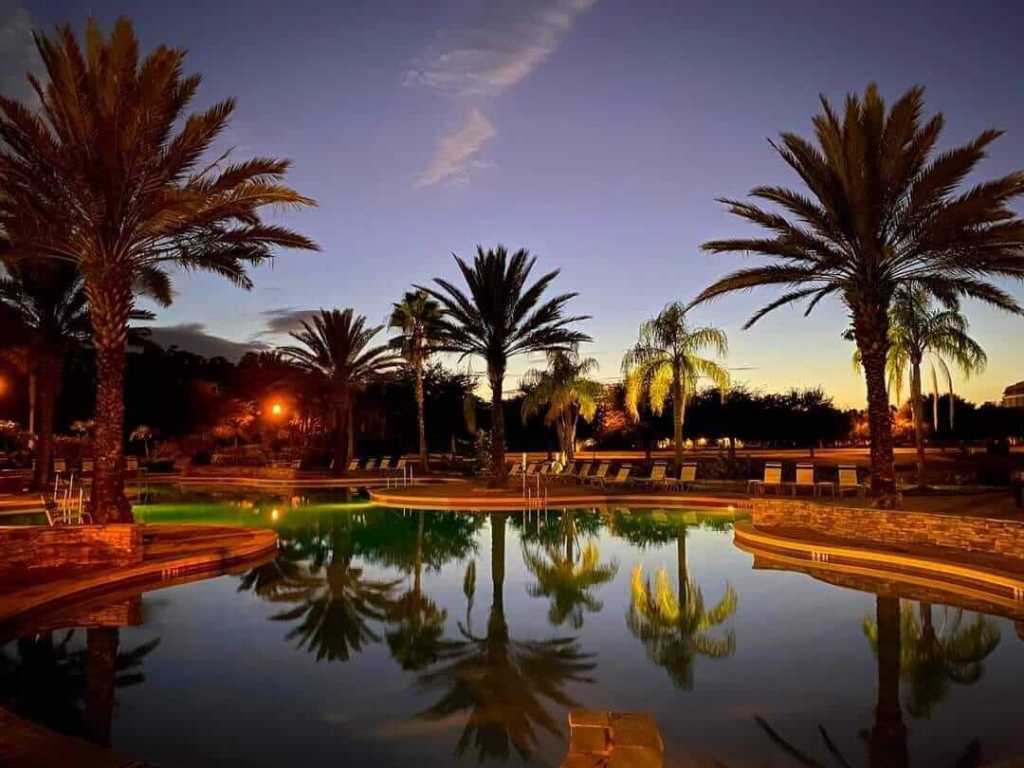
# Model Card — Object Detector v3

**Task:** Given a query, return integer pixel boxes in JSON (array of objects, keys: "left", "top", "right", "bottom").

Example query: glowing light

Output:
[
  {"left": 271, "top": 402, "right": 283, "bottom": 416},
  {"left": 271, "top": 508, "right": 280, "bottom": 521}
]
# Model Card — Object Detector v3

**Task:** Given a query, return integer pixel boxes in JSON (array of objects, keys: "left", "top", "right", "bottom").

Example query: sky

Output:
[{"left": 4, "top": 0, "right": 1024, "bottom": 407}]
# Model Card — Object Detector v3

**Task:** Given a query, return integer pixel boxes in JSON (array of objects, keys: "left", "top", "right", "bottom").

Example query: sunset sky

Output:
[{"left": 5, "top": 0, "right": 1023, "bottom": 407}]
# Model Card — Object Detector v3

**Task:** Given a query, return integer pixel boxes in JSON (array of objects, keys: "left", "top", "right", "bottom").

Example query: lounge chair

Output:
[
  {"left": 524, "top": 462, "right": 540, "bottom": 477},
  {"left": 792, "top": 462, "right": 833, "bottom": 496},
  {"left": 537, "top": 462, "right": 553, "bottom": 476},
  {"left": 364, "top": 458, "right": 378, "bottom": 471},
  {"left": 347, "top": 458, "right": 360, "bottom": 471},
  {"left": 837, "top": 465, "right": 867, "bottom": 497},
  {"left": 53, "top": 458, "right": 67, "bottom": 474},
  {"left": 570, "top": 461, "right": 593, "bottom": 484},
  {"left": 379, "top": 457, "right": 392, "bottom": 471},
  {"left": 81, "top": 458, "right": 94, "bottom": 474},
  {"left": 667, "top": 462, "right": 698, "bottom": 491},
  {"left": 546, "top": 462, "right": 571, "bottom": 483},
  {"left": 748, "top": 462, "right": 784, "bottom": 496},
  {"left": 630, "top": 462, "right": 668, "bottom": 488},
  {"left": 599, "top": 464, "right": 632, "bottom": 488},
  {"left": 510, "top": 462, "right": 524, "bottom": 477},
  {"left": 125, "top": 456, "right": 139, "bottom": 475},
  {"left": 582, "top": 462, "right": 611, "bottom": 486}
]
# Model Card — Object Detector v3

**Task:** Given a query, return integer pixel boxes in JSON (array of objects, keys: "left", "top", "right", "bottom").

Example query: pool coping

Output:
[
  {"left": 0, "top": 524, "right": 278, "bottom": 629},
  {"left": 734, "top": 520, "right": 1024, "bottom": 617},
  {"left": 368, "top": 486, "right": 749, "bottom": 511}
]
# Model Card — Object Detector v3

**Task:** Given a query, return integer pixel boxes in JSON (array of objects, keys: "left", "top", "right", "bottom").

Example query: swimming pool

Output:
[{"left": 2, "top": 486, "right": 1021, "bottom": 766}]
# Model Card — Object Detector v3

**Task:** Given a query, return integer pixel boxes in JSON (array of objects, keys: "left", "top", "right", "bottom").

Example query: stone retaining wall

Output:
[
  {"left": 0, "top": 525, "right": 142, "bottom": 583},
  {"left": 751, "top": 498, "right": 1024, "bottom": 561}
]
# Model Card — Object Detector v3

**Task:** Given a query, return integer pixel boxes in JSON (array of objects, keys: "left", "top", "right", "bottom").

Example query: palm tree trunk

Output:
[
  {"left": 910, "top": 359, "right": 926, "bottom": 486},
  {"left": 332, "top": 398, "right": 349, "bottom": 477},
  {"left": 490, "top": 512, "right": 506, "bottom": 616},
  {"left": 346, "top": 398, "right": 355, "bottom": 464},
  {"left": 415, "top": 360, "right": 429, "bottom": 471},
  {"left": 672, "top": 372, "right": 684, "bottom": 469},
  {"left": 854, "top": 307, "right": 899, "bottom": 505},
  {"left": 30, "top": 355, "right": 61, "bottom": 492},
  {"left": 871, "top": 596, "right": 908, "bottom": 768},
  {"left": 27, "top": 371, "right": 36, "bottom": 437},
  {"left": 566, "top": 411, "right": 577, "bottom": 461},
  {"left": 84, "top": 628, "right": 119, "bottom": 746},
  {"left": 677, "top": 529, "right": 688, "bottom": 607},
  {"left": 92, "top": 337, "right": 132, "bottom": 523},
  {"left": 488, "top": 364, "right": 507, "bottom": 487}
]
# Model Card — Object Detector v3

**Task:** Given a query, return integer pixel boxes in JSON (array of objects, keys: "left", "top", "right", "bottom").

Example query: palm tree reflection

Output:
[
  {"left": 863, "top": 601, "right": 1000, "bottom": 720},
  {"left": 621, "top": 510, "right": 738, "bottom": 689},
  {"left": 0, "top": 627, "right": 159, "bottom": 746},
  {"left": 522, "top": 510, "right": 618, "bottom": 629},
  {"left": 417, "top": 512, "right": 596, "bottom": 762},
  {"left": 756, "top": 596, "right": 995, "bottom": 768}
]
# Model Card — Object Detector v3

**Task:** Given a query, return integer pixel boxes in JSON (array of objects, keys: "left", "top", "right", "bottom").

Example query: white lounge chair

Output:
[
  {"left": 668, "top": 462, "right": 698, "bottom": 491},
  {"left": 793, "top": 463, "right": 833, "bottom": 496},
  {"left": 364, "top": 458, "right": 378, "bottom": 471},
  {"left": 599, "top": 464, "right": 632, "bottom": 488},
  {"left": 630, "top": 462, "right": 668, "bottom": 488},
  {"left": 837, "top": 465, "right": 867, "bottom": 497},
  {"left": 582, "top": 462, "right": 611, "bottom": 486},
  {"left": 347, "top": 458, "right": 360, "bottom": 471},
  {"left": 749, "top": 462, "right": 784, "bottom": 496}
]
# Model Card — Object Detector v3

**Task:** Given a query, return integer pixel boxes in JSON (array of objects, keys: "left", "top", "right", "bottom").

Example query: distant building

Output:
[{"left": 1003, "top": 381, "right": 1024, "bottom": 408}]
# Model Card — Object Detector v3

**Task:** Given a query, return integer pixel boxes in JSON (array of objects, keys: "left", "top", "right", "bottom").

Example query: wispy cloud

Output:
[
  {"left": 0, "top": 2, "right": 42, "bottom": 102},
  {"left": 409, "top": 0, "right": 597, "bottom": 187},
  {"left": 416, "top": 108, "right": 496, "bottom": 188}
]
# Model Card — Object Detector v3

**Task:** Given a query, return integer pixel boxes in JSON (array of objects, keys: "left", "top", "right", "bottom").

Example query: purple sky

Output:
[{"left": 6, "top": 0, "right": 1024, "bottom": 406}]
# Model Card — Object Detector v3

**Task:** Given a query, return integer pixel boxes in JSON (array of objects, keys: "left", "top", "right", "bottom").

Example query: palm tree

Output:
[
  {"left": 282, "top": 309, "right": 400, "bottom": 476},
  {"left": 621, "top": 302, "right": 729, "bottom": 469},
  {"left": 852, "top": 287, "right": 986, "bottom": 485},
  {"left": 863, "top": 602, "right": 1000, "bottom": 720},
  {"left": 0, "top": 261, "right": 88, "bottom": 489},
  {"left": 416, "top": 512, "right": 596, "bottom": 761},
  {"left": 522, "top": 510, "right": 618, "bottom": 629},
  {"left": 388, "top": 290, "right": 444, "bottom": 471},
  {"left": 421, "top": 246, "right": 590, "bottom": 485},
  {"left": 0, "top": 19, "right": 317, "bottom": 521},
  {"left": 693, "top": 84, "right": 1024, "bottom": 504},
  {"left": 520, "top": 348, "right": 602, "bottom": 462}
]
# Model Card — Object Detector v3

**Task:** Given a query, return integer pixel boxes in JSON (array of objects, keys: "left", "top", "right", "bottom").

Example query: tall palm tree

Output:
[
  {"left": 388, "top": 290, "right": 444, "bottom": 471},
  {"left": 621, "top": 303, "right": 729, "bottom": 469},
  {"left": 421, "top": 246, "right": 590, "bottom": 485},
  {"left": 282, "top": 309, "right": 400, "bottom": 476},
  {"left": 0, "top": 19, "right": 317, "bottom": 521},
  {"left": 416, "top": 512, "right": 596, "bottom": 761},
  {"left": 851, "top": 287, "right": 987, "bottom": 485},
  {"left": 0, "top": 261, "right": 153, "bottom": 490},
  {"left": 522, "top": 509, "right": 618, "bottom": 629},
  {"left": 0, "top": 262, "right": 88, "bottom": 489},
  {"left": 693, "top": 84, "right": 1024, "bottom": 504},
  {"left": 520, "top": 348, "right": 602, "bottom": 462}
]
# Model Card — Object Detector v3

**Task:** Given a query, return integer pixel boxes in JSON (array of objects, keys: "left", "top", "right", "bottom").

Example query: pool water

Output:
[{"left": 2, "top": 486, "right": 1022, "bottom": 767}]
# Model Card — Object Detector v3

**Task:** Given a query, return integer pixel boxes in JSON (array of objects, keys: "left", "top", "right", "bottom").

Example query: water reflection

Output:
[
  {"left": 615, "top": 509, "right": 739, "bottom": 689},
  {"left": 416, "top": 512, "right": 596, "bottom": 762},
  {"left": 520, "top": 509, "right": 619, "bottom": 629},
  {"left": 0, "top": 626, "right": 159, "bottom": 746},
  {"left": 863, "top": 602, "right": 1000, "bottom": 720}
]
